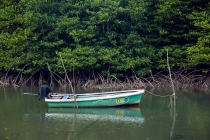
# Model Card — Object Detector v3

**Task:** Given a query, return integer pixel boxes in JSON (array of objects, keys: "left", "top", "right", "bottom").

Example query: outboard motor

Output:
[{"left": 37, "top": 85, "right": 52, "bottom": 100}]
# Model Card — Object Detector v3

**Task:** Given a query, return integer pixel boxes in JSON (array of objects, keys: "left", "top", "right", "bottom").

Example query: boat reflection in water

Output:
[
  {"left": 46, "top": 107, "right": 144, "bottom": 124},
  {"left": 43, "top": 107, "right": 144, "bottom": 140}
]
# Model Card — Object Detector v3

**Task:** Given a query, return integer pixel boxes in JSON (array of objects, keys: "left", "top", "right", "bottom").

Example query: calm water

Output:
[{"left": 0, "top": 86, "right": 210, "bottom": 140}]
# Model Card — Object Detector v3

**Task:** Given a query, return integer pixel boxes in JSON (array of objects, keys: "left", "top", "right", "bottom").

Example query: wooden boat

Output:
[{"left": 45, "top": 89, "right": 144, "bottom": 108}]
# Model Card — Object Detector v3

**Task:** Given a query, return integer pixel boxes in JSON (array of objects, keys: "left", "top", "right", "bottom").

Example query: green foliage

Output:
[
  {"left": 57, "top": 46, "right": 97, "bottom": 73},
  {"left": 0, "top": 0, "right": 209, "bottom": 77},
  {"left": 186, "top": 2, "right": 210, "bottom": 65}
]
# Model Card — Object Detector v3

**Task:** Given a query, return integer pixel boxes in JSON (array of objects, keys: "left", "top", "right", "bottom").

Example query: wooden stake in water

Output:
[
  {"left": 59, "top": 54, "right": 78, "bottom": 108},
  {"left": 167, "top": 49, "right": 176, "bottom": 107}
]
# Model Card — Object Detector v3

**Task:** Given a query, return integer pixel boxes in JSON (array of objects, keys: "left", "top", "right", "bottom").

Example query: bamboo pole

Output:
[
  {"left": 59, "top": 54, "right": 78, "bottom": 108},
  {"left": 167, "top": 49, "right": 176, "bottom": 107}
]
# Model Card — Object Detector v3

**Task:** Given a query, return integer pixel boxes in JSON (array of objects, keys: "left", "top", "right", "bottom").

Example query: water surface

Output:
[{"left": 0, "top": 86, "right": 210, "bottom": 140}]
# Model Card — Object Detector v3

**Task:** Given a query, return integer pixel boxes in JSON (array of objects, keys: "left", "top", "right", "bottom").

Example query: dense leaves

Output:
[{"left": 0, "top": 0, "right": 209, "bottom": 77}]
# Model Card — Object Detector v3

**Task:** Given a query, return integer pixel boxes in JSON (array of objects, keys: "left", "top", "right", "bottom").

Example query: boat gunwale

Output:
[
  {"left": 45, "top": 90, "right": 144, "bottom": 102},
  {"left": 51, "top": 89, "right": 144, "bottom": 96}
]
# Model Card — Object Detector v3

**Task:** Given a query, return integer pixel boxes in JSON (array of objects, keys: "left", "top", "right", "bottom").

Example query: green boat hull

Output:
[{"left": 47, "top": 94, "right": 142, "bottom": 108}]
